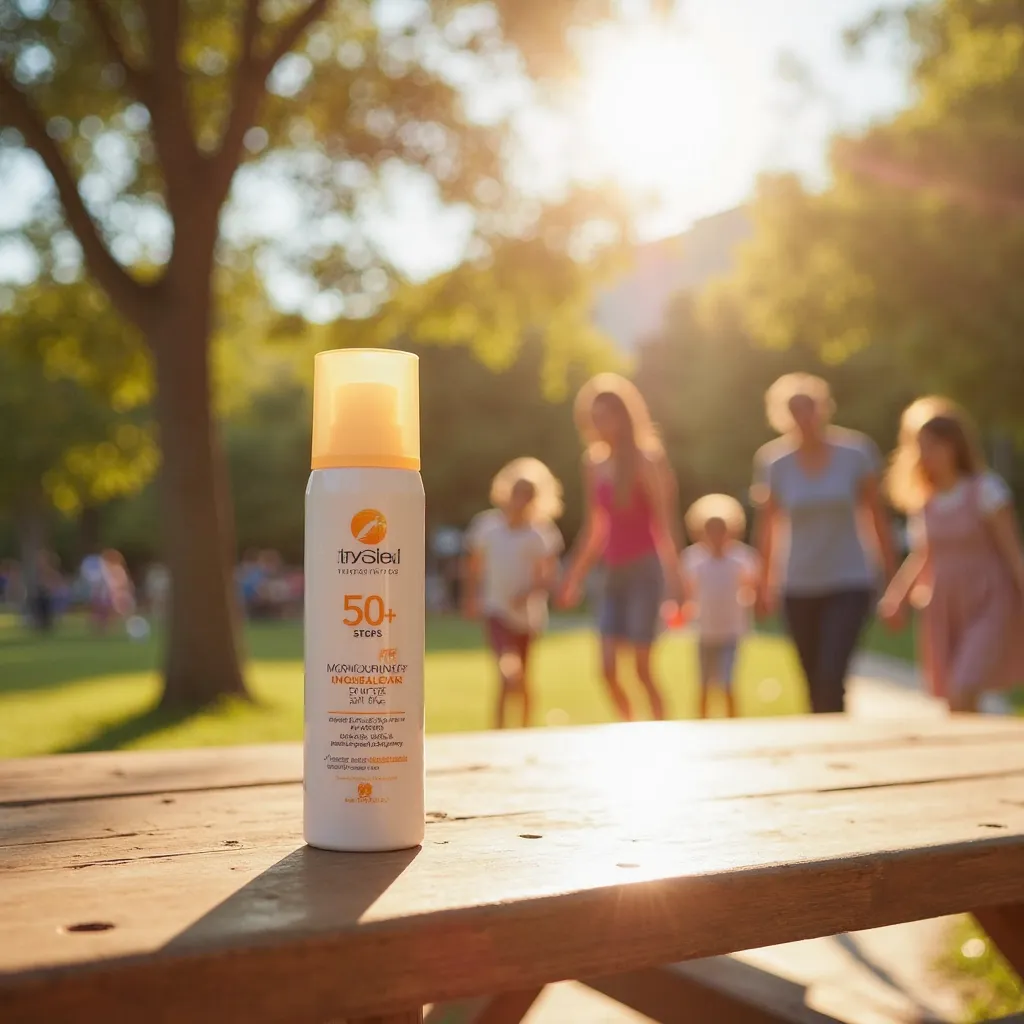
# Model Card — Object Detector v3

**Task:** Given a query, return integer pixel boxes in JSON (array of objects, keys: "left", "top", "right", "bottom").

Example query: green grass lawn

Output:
[
  {"left": 941, "top": 919, "right": 1024, "bottom": 1021},
  {"left": 0, "top": 612, "right": 850, "bottom": 758}
]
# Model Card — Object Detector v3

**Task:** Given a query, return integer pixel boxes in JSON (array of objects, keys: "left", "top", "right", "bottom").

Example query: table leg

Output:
[
  {"left": 974, "top": 903, "right": 1024, "bottom": 977},
  {"left": 346, "top": 1011, "right": 423, "bottom": 1024},
  {"left": 424, "top": 988, "right": 543, "bottom": 1024},
  {"left": 471, "top": 988, "right": 543, "bottom": 1024}
]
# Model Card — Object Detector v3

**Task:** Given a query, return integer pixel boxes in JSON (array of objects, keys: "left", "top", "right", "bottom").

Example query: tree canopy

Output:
[
  {"left": 727, "top": 0, "right": 1024, "bottom": 437},
  {"left": 0, "top": 0, "right": 630, "bottom": 341},
  {"left": 0, "top": 0, "right": 636, "bottom": 707},
  {"left": 0, "top": 279, "right": 156, "bottom": 520}
]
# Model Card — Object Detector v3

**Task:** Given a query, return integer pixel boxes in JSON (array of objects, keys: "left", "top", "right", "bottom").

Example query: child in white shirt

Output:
[
  {"left": 463, "top": 458, "right": 564, "bottom": 728},
  {"left": 682, "top": 494, "right": 760, "bottom": 718}
]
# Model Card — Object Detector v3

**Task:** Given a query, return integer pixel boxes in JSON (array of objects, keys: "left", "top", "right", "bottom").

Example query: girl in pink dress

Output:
[
  {"left": 559, "top": 374, "right": 683, "bottom": 721},
  {"left": 880, "top": 398, "right": 1024, "bottom": 711}
]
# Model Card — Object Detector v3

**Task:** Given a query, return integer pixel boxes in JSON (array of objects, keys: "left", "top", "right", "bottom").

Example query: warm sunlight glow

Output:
[{"left": 577, "top": 26, "right": 739, "bottom": 201}]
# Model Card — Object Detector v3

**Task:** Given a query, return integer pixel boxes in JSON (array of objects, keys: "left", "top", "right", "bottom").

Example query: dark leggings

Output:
[{"left": 784, "top": 589, "right": 873, "bottom": 713}]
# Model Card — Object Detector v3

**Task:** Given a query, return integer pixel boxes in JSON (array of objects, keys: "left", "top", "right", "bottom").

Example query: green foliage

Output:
[
  {"left": 0, "top": 0, "right": 631, "bottom": 336},
  {"left": 210, "top": 263, "right": 316, "bottom": 416},
  {"left": 728, "top": 0, "right": 1024, "bottom": 436},
  {"left": 414, "top": 336, "right": 605, "bottom": 539},
  {"left": 224, "top": 379, "right": 312, "bottom": 559},
  {"left": 1, "top": 0, "right": 635, "bottom": 703},
  {"left": 0, "top": 279, "right": 156, "bottom": 517},
  {"left": 941, "top": 917, "right": 1024, "bottom": 1022},
  {"left": 100, "top": 332, "right": 618, "bottom": 562},
  {"left": 338, "top": 187, "right": 632, "bottom": 394}
]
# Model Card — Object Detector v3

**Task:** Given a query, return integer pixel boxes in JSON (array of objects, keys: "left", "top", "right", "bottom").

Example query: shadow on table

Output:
[{"left": 164, "top": 844, "right": 419, "bottom": 956}]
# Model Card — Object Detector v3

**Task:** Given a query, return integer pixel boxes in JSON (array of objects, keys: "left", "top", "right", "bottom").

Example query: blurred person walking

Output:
[
  {"left": 559, "top": 374, "right": 683, "bottom": 721},
  {"left": 880, "top": 398, "right": 1024, "bottom": 711},
  {"left": 463, "top": 458, "right": 564, "bottom": 728},
  {"left": 28, "top": 550, "right": 63, "bottom": 632},
  {"left": 253, "top": 550, "right": 286, "bottom": 620},
  {"left": 752, "top": 373, "right": 895, "bottom": 713},
  {"left": 91, "top": 550, "right": 135, "bottom": 633},
  {"left": 0, "top": 559, "right": 21, "bottom": 610},
  {"left": 682, "top": 495, "right": 760, "bottom": 719},
  {"left": 237, "top": 550, "right": 262, "bottom": 618},
  {"left": 144, "top": 562, "right": 171, "bottom": 623}
]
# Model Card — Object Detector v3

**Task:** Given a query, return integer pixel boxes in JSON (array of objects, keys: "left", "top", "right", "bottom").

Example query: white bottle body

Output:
[{"left": 304, "top": 467, "right": 425, "bottom": 851}]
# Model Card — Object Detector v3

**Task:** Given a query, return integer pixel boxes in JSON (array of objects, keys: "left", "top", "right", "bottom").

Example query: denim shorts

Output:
[
  {"left": 698, "top": 639, "right": 739, "bottom": 691},
  {"left": 597, "top": 554, "right": 664, "bottom": 646}
]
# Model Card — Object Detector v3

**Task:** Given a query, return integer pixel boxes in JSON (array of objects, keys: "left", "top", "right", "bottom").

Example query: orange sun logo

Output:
[{"left": 351, "top": 509, "right": 387, "bottom": 545}]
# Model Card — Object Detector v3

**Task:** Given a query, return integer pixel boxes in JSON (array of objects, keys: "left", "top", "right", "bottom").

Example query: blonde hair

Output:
[
  {"left": 685, "top": 494, "right": 747, "bottom": 541},
  {"left": 886, "top": 396, "right": 985, "bottom": 513},
  {"left": 489, "top": 457, "right": 563, "bottom": 522},
  {"left": 574, "top": 373, "right": 662, "bottom": 506},
  {"left": 764, "top": 373, "right": 835, "bottom": 435}
]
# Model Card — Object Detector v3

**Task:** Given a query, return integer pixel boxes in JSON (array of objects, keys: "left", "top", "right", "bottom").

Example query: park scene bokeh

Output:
[{"left": 3, "top": 1, "right": 1024, "bottom": 1015}]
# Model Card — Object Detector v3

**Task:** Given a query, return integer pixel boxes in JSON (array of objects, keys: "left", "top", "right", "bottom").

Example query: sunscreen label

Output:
[{"left": 305, "top": 485, "right": 424, "bottom": 811}]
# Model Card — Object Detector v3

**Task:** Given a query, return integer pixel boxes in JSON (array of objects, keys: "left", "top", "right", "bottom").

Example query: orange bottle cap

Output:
[{"left": 311, "top": 348, "right": 420, "bottom": 471}]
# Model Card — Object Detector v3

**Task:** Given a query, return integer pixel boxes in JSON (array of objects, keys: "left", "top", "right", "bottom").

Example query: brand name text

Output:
[{"left": 337, "top": 548, "right": 401, "bottom": 565}]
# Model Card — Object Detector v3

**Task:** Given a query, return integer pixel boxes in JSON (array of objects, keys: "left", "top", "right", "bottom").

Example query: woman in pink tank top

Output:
[
  {"left": 559, "top": 374, "right": 683, "bottom": 720},
  {"left": 881, "top": 398, "right": 1024, "bottom": 710}
]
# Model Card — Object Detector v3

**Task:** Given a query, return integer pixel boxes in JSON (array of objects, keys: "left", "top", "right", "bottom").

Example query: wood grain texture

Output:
[
  {"left": 7, "top": 729, "right": 1024, "bottom": 864},
  {"left": 6, "top": 716, "right": 1024, "bottom": 806},
  {"left": 1, "top": 718, "right": 1023, "bottom": 1024},
  {"left": 0, "top": 743, "right": 303, "bottom": 806}
]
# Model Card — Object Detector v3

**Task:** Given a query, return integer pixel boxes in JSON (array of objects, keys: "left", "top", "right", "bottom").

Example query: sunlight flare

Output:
[{"left": 575, "top": 26, "right": 736, "bottom": 198}]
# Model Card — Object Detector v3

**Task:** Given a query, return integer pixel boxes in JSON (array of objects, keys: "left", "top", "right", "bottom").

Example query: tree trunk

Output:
[{"left": 151, "top": 299, "right": 248, "bottom": 709}]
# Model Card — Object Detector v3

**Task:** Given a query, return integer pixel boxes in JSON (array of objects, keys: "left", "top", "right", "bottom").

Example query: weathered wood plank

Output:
[
  {"left": 423, "top": 715, "right": 1024, "bottom": 770},
  {"left": 2, "top": 769, "right": 1024, "bottom": 1021},
  {"left": 6, "top": 727, "right": 1024, "bottom": 855},
  {"left": 0, "top": 743, "right": 303, "bottom": 806},
  {"left": 6, "top": 717, "right": 1024, "bottom": 806},
  {"left": 4, "top": 720, "right": 1024, "bottom": 1022},
  {"left": 5, "top": 733, "right": 1024, "bottom": 862}
]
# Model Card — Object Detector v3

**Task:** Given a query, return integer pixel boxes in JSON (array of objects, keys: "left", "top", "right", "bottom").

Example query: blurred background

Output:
[
  {"left": 1, "top": 3, "right": 1022, "bottom": 728},
  {"left": 5, "top": 2, "right": 1024, "bottom": 1012}
]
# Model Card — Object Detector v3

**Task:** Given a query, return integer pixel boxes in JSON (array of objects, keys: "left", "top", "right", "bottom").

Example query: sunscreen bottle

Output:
[{"left": 304, "top": 348, "right": 425, "bottom": 851}]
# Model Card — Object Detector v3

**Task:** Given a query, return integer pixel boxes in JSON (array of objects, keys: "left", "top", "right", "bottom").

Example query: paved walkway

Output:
[
  {"left": 848, "top": 652, "right": 946, "bottom": 719},
  {"left": 851, "top": 651, "right": 1014, "bottom": 717},
  {"left": 524, "top": 651, "right": 971, "bottom": 1023}
]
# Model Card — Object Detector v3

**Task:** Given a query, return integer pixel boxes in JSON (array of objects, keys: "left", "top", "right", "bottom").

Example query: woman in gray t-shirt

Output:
[{"left": 752, "top": 374, "right": 895, "bottom": 713}]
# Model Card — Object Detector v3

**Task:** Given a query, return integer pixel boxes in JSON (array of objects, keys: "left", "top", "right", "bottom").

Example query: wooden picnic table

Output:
[{"left": 2, "top": 715, "right": 1024, "bottom": 1024}]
